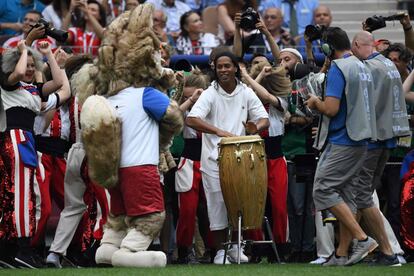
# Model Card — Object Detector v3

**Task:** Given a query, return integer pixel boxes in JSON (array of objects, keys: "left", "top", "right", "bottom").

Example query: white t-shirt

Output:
[
  {"left": 33, "top": 93, "right": 57, "bottom": 135},
  {"left": 107, "top": 86, "right": 169, "bottom": 168},
  {"left": 1, "top": 81, "right": 42, "bottom": 114},
  {"left": 188, "top": 81, "right": 268, "bottom": 178},
  {"left": 268, "top": 97, "right": 288, "bottom": 137},
  {"left": 183, "top": 111, "right": 198, "bottom": 139}
]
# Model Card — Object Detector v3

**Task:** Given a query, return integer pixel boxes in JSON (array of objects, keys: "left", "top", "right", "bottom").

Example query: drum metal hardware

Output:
[
  {"left": 256, "top": 150, "right": 265, "bottom": 160},
  {"left": 234, "top": 145, "right": 253, "bottom": 163},
  {"left": 235, "top": 150, "right": 242, "bottom": 163},
  {"left": 250, "top": 153, "right": 255, "bottom": 168}
]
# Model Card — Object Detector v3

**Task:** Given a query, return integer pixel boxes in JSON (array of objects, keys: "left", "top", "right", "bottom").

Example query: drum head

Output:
[{"left": 219, "top": 135, "right": 263, "bottom": 145}]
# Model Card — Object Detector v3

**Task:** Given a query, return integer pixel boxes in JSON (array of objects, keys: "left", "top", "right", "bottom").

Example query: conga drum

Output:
[{"left": 218, "top": 135, "right": 267, "bottom": 230}]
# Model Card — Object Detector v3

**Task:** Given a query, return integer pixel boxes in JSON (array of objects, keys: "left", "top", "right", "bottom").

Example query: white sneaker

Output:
[
  {"left": 310, "top": 257, "right": 328, "bottom": 265},
  {"left": 227, "top": 245, "right": 249, "bottom": 263},
  {"left": 397, "top": 255, "right": 407, "bottom": 264},
  {"left": 213, "top": 249, "right": 231, "bottom": 265},
  {"left": 46, "top": 252, "right": 62, "bottom": 268},
  {"left": 346, "top": 236, "right": 378, "bottom": 266}
]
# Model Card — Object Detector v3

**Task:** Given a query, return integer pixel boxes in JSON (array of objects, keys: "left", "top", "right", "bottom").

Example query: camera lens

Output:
[
  {"left": 304, "top": 25, "right": 321, "bottom": 41},
  {"left": 240, "top": 7, "right": 259, "bottom": 32}
]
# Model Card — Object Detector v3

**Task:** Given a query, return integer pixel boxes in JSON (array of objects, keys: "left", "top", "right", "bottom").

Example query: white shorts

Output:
[{"left": 201, "top": 172, "right": 228, "bottom": 231}]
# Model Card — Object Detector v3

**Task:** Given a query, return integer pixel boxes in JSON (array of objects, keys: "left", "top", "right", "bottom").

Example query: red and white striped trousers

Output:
[{"left": 0, "top": 129, "right": 36, "bottom": 239}]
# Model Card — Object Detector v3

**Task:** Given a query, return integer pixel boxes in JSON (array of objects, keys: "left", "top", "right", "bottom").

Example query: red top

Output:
[{"left": 68, "top": 27, "right": 101, "bottom": 56}]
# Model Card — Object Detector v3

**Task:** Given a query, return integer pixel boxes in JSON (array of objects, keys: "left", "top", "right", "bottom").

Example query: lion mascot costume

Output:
[{"left": 72, "top": 3, "right": 183, "bottom": 267}]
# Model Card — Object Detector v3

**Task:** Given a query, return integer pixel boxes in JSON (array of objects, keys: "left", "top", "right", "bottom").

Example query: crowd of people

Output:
[{"left": 0, "top": 0, "right": 414, "bottom": 270}]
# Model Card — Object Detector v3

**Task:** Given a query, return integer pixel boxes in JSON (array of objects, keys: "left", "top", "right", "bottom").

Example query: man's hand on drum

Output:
[
  {"left": 243, "top": 121, "right": 258, "bottom": 135},
  {"left": 215, "top": 129, "right": 235, "bottom": 137}
]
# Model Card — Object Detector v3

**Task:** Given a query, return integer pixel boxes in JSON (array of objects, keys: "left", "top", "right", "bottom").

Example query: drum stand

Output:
[{"left": 222, "top": 213, "right": 281, "bottom": 264}]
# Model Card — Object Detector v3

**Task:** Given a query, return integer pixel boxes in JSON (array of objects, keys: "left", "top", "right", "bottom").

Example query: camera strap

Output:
[{"left": 83, "top": 32, "right": 96, "bottom": 54}]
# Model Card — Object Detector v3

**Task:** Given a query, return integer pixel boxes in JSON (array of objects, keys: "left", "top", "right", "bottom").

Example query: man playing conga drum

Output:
[{"left": 186, "top": 51, "right": 269, "bottom": 264}]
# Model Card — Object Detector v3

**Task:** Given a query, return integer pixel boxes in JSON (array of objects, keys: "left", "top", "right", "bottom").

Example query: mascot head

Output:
[
  {"left": 97, "top": 3, "right": 174, "bottom": 97},
  {"left": 76, "top": 3, "right": 175, "bottom": 105}
]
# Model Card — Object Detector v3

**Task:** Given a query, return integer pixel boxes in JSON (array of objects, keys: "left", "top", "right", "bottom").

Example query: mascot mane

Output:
[{"left": 76, "top": 3, "right": 175, "bottom": 106}]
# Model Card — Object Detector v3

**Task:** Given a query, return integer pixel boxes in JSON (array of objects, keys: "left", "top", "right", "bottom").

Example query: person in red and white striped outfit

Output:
[{"left": 0, "top": 40, "right": 64, "bottom": 268}]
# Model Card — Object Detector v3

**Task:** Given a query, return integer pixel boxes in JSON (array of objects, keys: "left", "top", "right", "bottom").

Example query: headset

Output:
[{"left": 320, "top": 41, "right": 335, "bottom": 60}]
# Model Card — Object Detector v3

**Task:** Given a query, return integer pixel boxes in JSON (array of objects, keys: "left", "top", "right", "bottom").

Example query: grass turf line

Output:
[{"left": 0, "top": 263, "right": 413, "bottom": 276}]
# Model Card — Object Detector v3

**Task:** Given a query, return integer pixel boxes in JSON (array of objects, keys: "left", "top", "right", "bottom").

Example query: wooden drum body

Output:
[{"left": 218, "top": 135, "right": 267, "bottom": 230}]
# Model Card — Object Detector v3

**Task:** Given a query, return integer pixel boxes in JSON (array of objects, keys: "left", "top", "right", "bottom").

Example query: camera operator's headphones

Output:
[{"left": 320, "top": 41, "right": 335, "bottom": 60}]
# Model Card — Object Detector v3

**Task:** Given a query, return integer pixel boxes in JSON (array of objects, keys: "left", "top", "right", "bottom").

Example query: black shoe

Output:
[
  {"left": 0, "top": 258, "right": 16, "bottom": 269},
  {"left": 300, "top": 251, "right": 315, "bottom": 263},
  {"left": 62, "top": 253, "right": 89, "bottom": 268},
  {"left": 83, "top": 239, "right": 100, "bottom": 267},
  {"left": 369, "top": 252, "right": 402, "bottom": 267},
  {"left": 267, "top": 243, "right": 289, "bottom": 263},
  {"left": 187, "top": 249, "right": 200, "bottom": 265},
  {"left": 0, "top": 240, "right": 17, "bottom": 269},
  {"left": 198, "top": 249, "right": 213, "bottom": 264},
  {"left": 177, "top": 247, "right": 189, "bottom": 264},
  {"left": 14, "top": 238, "right": 43, "bottom": 269},
  {"left": 287, "top": 251, "right": 301, "bottom": 263},
  {"left": 65, "top": 244, "right": 95, "bottom": 268},
  {"left": 14, "top": 252, "right": 43, "bottom": 269},
  {"left": 177, "top": 247, "right": 200, "bottom": 265}
]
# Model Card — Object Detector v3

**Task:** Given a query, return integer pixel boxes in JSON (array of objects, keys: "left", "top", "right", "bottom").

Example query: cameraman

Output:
[
  {"left": 363, "top": 12, "right": 414, "bottom": 52},
  {"left": 3, "top": 10, "right": 57, "bottom": 50},
  {"left": 242, "top": 8, "right": 295, "bottom": 54},
  {"left": 217, "top": 0, "right": 259, "bottom": 44},
  {"left": 296, "top": 5, "right": 332, "bottom": 67}
]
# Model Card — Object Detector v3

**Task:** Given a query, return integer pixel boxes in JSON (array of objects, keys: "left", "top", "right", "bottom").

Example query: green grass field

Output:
[{"left": 0, "top": 264, "right": 413, "bottom": 276}]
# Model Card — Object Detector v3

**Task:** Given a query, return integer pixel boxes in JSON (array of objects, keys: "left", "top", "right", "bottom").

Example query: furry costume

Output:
[{"left": 75, "top": 4, "right": 183, "bottom": 267}]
